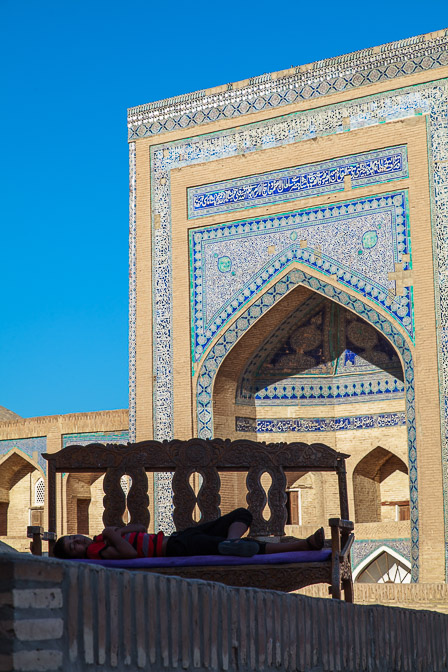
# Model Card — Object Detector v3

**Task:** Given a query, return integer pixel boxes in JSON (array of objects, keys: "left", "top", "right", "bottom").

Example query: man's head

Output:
[{"left": 53, "top": 534, "right": 92, "bottom": 559}]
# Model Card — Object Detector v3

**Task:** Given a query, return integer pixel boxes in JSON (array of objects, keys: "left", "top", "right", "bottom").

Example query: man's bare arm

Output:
[
  {"left": 100, "top": 527, "right": 138, "bottom": 559},
  {"left": 117, "top": 523, "right": 147, "bottom": 535}
]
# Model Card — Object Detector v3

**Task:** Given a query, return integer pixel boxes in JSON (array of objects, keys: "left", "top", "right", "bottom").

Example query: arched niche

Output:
[
  {"left": 196, "top": 268, "right": 418, "bottom": 578},
  {"left": 353, "top": 447, "right": 409, "bottom": 523},
  {"left": 354, "top": 546, "right": 411, "bottom": 583},
  {"left": 0, "top": 450, "right": 44, "bottom": 538}
]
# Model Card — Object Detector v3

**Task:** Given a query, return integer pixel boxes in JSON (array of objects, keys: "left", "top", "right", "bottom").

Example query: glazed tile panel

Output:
[
  {"left": 0, "top": 437, "right": 47, "bottom": 474},
  {"left": 190, "top": 191, "right": 413, "bottom": 364},
  {"left": 352, "top": 539, "right": 411, "bottom": 570},
  {"left": 235, "top": 412, "right": 406, "bottom": 433},
  {"left": 188, "top": 146, "right": 408, "bottom": 218}
]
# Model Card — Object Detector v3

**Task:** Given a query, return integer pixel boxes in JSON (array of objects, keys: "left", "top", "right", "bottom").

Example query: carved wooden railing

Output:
[
  {"left": 43, "top": 438, "right": 354, "bottom": 599},
  {"left": 43, "top": 437, "right": 350, "bottom": 538}
]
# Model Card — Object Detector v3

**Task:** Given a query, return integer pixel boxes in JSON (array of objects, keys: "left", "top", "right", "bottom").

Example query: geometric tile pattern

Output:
[
  {"left": 188, "top": 145, "right": 408, "bottom": 218},
  {"left": 241, "top": 374, "right": 405, "bottom": 406},
  {"left": 196, "top": 270, "right": 419, "bottom": 580},
  {"left": 129, "top": 142, "right": 137, "bottom": 442},
  {"left": 128, "top": 31, "right": 448, "bottom": 140},
  {"left": 236, "top": 412, "right": 406, "bottom": 433},
  {"left": 133, "top": 77, "right": 448, "bottom": 576},
  {"left": 352, "top": 538, "right": 411, "bottom": 570},
  {"left": 190, "top": 191, "right": 413, "bottom": 363},
  {"left": 0, "top": 437, "right": 47, "bottom": 474}
]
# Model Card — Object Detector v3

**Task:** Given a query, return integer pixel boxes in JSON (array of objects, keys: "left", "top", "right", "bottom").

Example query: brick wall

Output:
[{"left": 1, "top": 552, "right": 447, "bottom": 671}]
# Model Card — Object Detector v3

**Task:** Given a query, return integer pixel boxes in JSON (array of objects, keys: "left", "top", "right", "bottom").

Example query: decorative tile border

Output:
[
  {"left": 0, "top": 437, "right": 47, "bottom": 474},
  {"left": 129, "top": 142, "right": 137, "bottom": 442},
  {"left": 352, "top": 538, "right": 411, "bottom": 570},
  {"left": 190, "top": 190, "right": 413, "bottom": 363},
  {"left": 136, "top": 78, "right": 448, "bottom": 573},
  {"left": 62, "top": 431, "right": 129, "bottom": 448},
  {"left": 196, "top": 270, "right": 418, "bottom": 579},
  {"left": 236, "top": 412, "right": 406, "bottom": 433},
  {"left": 240, "top": 375, "right": 405, "bottom": 406},
  {"left": 128, "top": 31, "right": 448, "bottom": 139},
  {"left": 188, "top": 146, "right": 408, "bottom": 218}
]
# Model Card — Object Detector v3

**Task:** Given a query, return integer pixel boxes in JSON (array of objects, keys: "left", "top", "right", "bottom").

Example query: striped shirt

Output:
[{"left": 86, "top": 531, "right": 164, "bottom": 559}]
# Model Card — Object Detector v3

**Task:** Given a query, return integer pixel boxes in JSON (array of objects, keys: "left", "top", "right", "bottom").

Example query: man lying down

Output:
[{"left": 53, "top": 508, "right": 324, "bottom": 561}]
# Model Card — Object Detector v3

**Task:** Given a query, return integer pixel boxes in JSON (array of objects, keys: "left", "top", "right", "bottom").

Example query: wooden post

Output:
[
  {"left": 337, "top": 458, "right": 349, "bottom": 521},
  {"left": 47, "top": 460, "right": 57, "bottom": 548},
  {"left": 43, "top": 531, "right": 57, "bottom": 557},
  {"left": 27, "top": 526, "right": 43, "bottom": 556}
]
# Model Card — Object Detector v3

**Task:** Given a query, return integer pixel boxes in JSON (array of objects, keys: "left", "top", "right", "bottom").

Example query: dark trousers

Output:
[{"left": 165, "top": 507, "right": 264, "bottom": 556}]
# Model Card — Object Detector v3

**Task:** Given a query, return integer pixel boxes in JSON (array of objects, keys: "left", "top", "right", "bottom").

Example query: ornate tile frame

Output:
[
  {"left": 129, "top": 77, "right": 448, "bottom": 577},
  {"left": 195, "top": 268, "right": 418, "bottom": 580},
  {"left": 190, "top": 190, "right": 413, "bottom": 362}
]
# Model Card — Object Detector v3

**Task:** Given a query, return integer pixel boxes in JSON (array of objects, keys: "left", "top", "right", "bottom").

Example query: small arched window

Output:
[{"left": 34, "top": 478, "right": 45, "bottom": 506}]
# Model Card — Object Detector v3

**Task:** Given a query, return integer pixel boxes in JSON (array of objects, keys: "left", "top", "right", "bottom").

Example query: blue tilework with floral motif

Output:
[{"left": 190, "top": 191, "right": 413, "bottom": 364}]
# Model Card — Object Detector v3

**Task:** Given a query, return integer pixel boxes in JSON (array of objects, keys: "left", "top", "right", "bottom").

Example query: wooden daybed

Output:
[{"left": 41, "top": 438, "right": 354, "bottom": 601}]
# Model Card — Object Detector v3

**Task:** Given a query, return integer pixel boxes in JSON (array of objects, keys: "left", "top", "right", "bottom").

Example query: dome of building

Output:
[{"left": 0, "top": 406, "right": 22, "bottom": 422}]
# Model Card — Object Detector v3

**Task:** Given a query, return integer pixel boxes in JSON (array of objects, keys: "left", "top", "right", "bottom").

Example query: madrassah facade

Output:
[{"left": 1, "top": 29, "right": 448, "bottom": 603}]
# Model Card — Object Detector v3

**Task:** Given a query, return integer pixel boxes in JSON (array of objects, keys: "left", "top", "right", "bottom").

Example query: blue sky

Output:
[{"left": 1, "top": 1, "right": 447, "bottom": 419}]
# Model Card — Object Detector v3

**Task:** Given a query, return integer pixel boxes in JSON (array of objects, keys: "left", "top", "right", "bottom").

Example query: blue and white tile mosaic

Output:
[
  {"left": 243, "top": 376, "right": 405, "bottom": 405},
  {"left": 128, "top": 32, "right": 448, "bottom": 139},
  {"left": 134, "top": 78, "right": 448, "bottom": 575},
  {"left": 0, "top": 437, "right": 47, "bottom": 474},
  {"left": 352, "top": 538, "right": 411, "bottom": 570},
  {"left": 190, "top": 191, "right": 413, "bottom": 363},
  {"left": 188, "top": 146, "right": 408, "bottom": 218},
  {"left": 236, "top": 412, "right": 406, "bottom": 433}
]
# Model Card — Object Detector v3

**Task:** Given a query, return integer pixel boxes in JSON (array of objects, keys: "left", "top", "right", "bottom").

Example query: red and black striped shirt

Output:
[{"left": 86, "top": 531, "right": 164, "bottom": 559}]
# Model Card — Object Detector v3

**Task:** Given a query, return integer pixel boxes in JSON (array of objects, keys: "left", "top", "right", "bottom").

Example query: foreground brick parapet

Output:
[{"left": 0, "top": 552, "right": 447, "bottom": 671}]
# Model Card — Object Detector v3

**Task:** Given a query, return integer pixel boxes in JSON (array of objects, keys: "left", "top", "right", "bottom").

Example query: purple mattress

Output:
[{"left": 73, "top": 549, "right": 331, "bottom": 569}]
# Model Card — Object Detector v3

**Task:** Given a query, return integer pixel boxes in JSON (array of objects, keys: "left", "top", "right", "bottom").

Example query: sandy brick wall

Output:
[{"left": 1, "top": 552, "right": 447, "bottom": 671}]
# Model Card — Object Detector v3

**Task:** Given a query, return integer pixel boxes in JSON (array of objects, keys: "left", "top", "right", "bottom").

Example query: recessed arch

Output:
[
  {"left": 0, "top": 448, "right": 44, "bottom": 484},
  {"left": 0, "top": 449, "right": 44, "bottom": 539},
  {"left": 353, "top": 545, "right": 412, "bottom": 583},
  {"left": 196, "top": 267, "right": 418, "bottom": 579},
  {"left": 353, "top": 446, "right": 409, "bottom": 523}
]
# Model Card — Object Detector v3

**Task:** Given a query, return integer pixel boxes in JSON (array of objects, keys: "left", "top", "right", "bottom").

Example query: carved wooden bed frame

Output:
[{"left": 43, "top": 438, "right": 354, "bottom": 601}]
